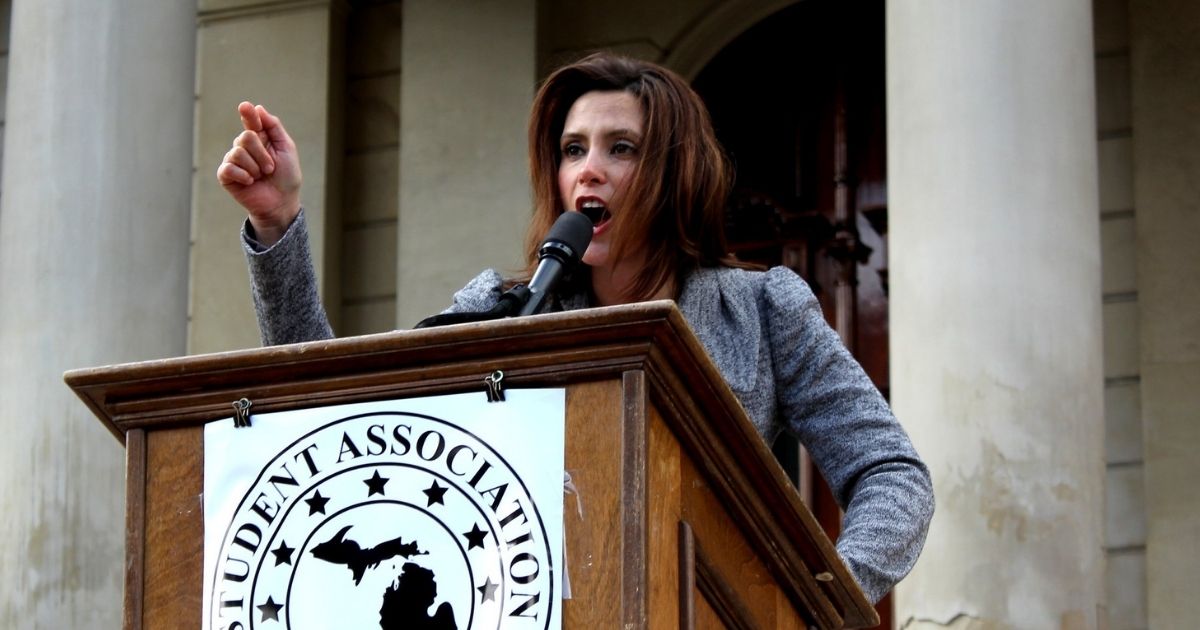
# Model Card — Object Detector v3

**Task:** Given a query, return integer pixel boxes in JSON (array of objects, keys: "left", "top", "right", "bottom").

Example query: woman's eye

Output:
[
  {"left": 562, "top": 143, "right": 585, "bottom": 158},
  {"left": 612, "top": 141, "right": 637, "bottom": 156}
]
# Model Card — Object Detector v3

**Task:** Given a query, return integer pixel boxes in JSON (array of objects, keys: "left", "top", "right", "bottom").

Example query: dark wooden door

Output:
[{"left": 693, "top": 0, "right": 891, "bottom": 624}]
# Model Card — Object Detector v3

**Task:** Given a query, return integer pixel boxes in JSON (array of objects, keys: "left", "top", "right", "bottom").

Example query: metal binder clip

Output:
[
  {"left": 483, "top": 370, "right": 505, "bottom": 403},
  {"left": 232, "top": 398, "right": 253, "bottom": 428}
]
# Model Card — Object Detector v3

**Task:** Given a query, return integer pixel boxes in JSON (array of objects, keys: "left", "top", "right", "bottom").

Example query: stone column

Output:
[
  {"left": 1129, "top": 0, "right": 1200, "bottom": 626},
  {"left": 887, "top": 1, "right": 1106, "bottom": 627},
  {"left": 0, "top": 1, "right": 195, "bottom": 626},
  {"left": 397, "top": 0, "right": 535, "bottom": 327}
]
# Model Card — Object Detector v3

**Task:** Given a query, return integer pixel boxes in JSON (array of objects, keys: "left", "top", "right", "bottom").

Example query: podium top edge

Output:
[{"left": 64, "top": 300, "right": 685, "bottom": 386}]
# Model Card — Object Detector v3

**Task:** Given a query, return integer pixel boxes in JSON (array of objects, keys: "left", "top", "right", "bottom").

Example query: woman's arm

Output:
[
  {"left": 242, "top": 209, "right": 334, "bottom": 345},
  {"left": 763, "top": 267, "right": 933, "bottom": 604},
  {"left": 219, "top": 102, "right": 331, "bottom": 345}
]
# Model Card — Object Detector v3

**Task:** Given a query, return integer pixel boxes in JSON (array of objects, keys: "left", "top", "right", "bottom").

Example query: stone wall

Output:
[
  {"left": 1130, "top": 0, "right": 1200, "bottom": 626},
  {"left": 0, "top": 2, "right": 194, "bottom": 625},
  {"left": 190, "top": 0, "right": 343, "bottom": 353},
  {"left": 0, "top": 0, "right": 7, "bottom": 207},
  {"left": 1094, "top": 0, "right": 1147, "bottom": 627},
  {"left": 340, "top": 1, "right": 401, "bottom": 335},
  {"left": 888, "top": 1, "right": 1106, "bottom": 626}
]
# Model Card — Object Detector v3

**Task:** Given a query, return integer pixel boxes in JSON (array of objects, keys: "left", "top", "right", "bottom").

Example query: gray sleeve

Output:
[
  {"left": 241, "top": 209, "right": 335, "bottom": 345},
  {"left": 762, "top": 266, "right": 933, "bottom": 604},
  {"left": 442, "top": 269, "right": 505, "bottom": 314}
]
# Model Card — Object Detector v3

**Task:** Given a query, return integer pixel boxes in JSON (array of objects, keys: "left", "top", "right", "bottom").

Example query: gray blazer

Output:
[{"left": 244, "top": 211, "right": 933, "bottom": 604}]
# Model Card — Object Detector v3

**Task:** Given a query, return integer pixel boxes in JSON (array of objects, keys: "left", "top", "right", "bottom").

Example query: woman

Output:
[{"left": 218, "top": 52, "right": 932, "bottom": 604}]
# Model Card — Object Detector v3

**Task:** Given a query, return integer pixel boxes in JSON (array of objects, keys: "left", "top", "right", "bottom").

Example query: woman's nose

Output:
[{"left": 578, "top": 152, "right": 606, "bottom": 184}]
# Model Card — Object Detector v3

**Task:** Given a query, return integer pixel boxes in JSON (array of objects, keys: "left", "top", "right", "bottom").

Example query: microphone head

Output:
[{"left": 540, "top": 211, "right": 593, "bottom": 264}]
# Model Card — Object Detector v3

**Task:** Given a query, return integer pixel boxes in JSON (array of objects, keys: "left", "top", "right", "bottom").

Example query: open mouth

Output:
[{"left": 579, "top": 204, "right": 612, "bottom": 227}]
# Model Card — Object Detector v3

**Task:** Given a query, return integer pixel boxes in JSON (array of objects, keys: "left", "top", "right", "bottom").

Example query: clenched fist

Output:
[{"left": 217, "top": 102, "right": 302, "bottom": 246}]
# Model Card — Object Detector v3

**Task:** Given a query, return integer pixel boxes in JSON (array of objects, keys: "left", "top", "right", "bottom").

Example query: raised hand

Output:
[{"left": 217, "top": 102, "right": 302, "bottom": 246}]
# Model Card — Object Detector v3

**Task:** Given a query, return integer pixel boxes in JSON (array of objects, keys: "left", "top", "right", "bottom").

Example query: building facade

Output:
[{"left": 0, "top": 0, "right": 1195, "bottom": 627}]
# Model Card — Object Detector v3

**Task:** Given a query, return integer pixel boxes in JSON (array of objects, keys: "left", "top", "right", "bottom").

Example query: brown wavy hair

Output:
[{"left": 524, "top": 52, "right": 741, "bottom": 301}]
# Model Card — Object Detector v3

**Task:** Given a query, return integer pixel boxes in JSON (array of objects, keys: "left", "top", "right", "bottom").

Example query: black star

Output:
[
  {"left": 477, "top": 576, "right": 498, "bottom": 603},
  {"left": 423, "top": 480, "right": 448, "bottom": 507},
  {"left": 304, "top": 490, "right": 330, "bottom": 516},
  {"left": 257, "top": 596, "right": 283, "bottom": 622},
  {"left": 364, "top": 470, "right": 389, "bottom": 496},
  {"left": 271, "top": 541, "right": 294, "bottom": 566},
  {"left": 462, "top": 523, "right": 487, "bottom": 550}
]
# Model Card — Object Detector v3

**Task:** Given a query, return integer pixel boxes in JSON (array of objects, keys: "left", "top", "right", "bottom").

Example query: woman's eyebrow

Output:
[
  {"left": 560, "top": 127, "right": 643, "bottom": 140},
  {"left": 606, "top": 128, "right": 641, "bottom": 140}
]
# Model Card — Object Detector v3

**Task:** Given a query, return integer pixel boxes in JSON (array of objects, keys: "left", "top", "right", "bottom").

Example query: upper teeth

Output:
[{"left": 581, "top": 200, "right": 605, "bottom": 208}]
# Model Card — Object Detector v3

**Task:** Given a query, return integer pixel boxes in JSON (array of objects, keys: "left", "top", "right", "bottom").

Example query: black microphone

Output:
[
  {"left": 413, "top": 211, "right": 591, "bottom": 328},
  {"left": 518, "top": 211, "right": 593, "bottom": 316}
]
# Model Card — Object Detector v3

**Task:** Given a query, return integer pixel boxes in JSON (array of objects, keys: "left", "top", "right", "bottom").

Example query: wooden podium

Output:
[{"left": 65, "top": 302, "right": 877, "bottom": 629}]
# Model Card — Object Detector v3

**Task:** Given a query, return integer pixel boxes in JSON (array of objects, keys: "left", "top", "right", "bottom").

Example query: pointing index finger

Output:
[{"left": 238, "top": 101, "right": 263, "bottom": 132}]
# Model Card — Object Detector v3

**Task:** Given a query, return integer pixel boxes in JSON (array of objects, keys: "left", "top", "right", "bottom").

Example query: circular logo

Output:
[{"left": 206, "top": 411, "right": 555, "bottom": 629}]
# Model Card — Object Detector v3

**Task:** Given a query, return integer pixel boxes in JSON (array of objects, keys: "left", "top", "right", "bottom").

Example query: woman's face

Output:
[{"left": 556, "top": 90, "right": 644, "bottom": 270}]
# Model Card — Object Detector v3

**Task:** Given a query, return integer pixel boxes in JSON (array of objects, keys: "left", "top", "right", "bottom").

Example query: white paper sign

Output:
[{"left": 202, "top": 390, "right": 565, "bottom": 630}]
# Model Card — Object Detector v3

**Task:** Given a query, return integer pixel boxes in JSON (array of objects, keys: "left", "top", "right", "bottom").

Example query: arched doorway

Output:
[{"left": 692, "top": 0, "right": 891, "bottom": 622}]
